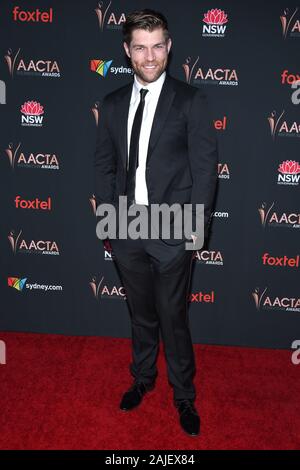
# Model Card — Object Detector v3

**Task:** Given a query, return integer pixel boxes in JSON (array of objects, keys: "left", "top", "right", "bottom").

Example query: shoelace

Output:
[
  {"left": 175, "top": 399, "right": 197, "bottom": 415},
  {"left": 129, "top": 382, "right": 146, "bottom": 396}
]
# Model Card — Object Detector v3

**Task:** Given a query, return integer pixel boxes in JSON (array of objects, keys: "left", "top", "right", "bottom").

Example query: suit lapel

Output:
[
  {"left": 146, "top": 74, "right": 176, "bottom": 164},
  {"left": 117, "top": 74, "right": 176, "bottom": 169},
  {"left": 116, "top": 83, "right": 132, "bottom": 169}
]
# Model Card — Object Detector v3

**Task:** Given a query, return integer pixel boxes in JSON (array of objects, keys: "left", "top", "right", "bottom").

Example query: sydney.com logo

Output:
[
  {"left": 90, "top": 59, "right": 132, "bottom": 77},
  {"left": 8, "top": 277, "right": 62, "bottom": 292}
]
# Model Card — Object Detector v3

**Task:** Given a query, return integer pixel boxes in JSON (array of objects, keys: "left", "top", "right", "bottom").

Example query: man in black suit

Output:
[{"left": 94, "top": 9, "right": 218, "bottom": 436}]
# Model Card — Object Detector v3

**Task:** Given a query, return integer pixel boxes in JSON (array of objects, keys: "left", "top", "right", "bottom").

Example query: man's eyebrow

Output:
[{"left": 132, "top": 42, "right": 165, "bottom": 47}]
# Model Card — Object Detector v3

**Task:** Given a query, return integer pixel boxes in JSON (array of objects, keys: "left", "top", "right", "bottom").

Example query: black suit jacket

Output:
[{"left": 94, "top": 73, "right": 218, "bottom": 242}]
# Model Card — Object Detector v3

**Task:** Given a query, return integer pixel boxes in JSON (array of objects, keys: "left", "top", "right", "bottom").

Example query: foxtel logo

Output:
[
  {"left": 12, "top": 6, "right": 53, "bottom": 23},
  {"left": 214, "top": 116, "right": 227, "bottom": 131},
  {"left": 188, "top": 290, "right": 215, "bottom": 303},
  {"left": 14, "top": 196, "right": 52, "bottom": 210},
  {"left": 281, "top": 69, "right": 300, "bottom": 85},
  {"left": 262, "top": 253, "right": 299, "bottom": 268}
]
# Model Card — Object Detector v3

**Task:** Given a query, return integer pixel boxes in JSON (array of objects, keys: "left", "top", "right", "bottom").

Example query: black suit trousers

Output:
[{"left": 108, "top": 204, "right": 196, "bottom": 401}]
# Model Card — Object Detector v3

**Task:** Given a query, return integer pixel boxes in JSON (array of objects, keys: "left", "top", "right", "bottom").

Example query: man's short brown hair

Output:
[{"left": 123, "top": 9, "right": 170, "bottom": 45}]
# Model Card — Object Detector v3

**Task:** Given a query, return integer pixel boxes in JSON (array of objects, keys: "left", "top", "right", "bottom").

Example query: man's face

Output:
[{"left": 123, "top": 27, "right": 172, "bottom": 85}]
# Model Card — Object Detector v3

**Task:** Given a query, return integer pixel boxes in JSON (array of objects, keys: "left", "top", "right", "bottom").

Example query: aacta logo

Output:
[
  {"left": 90, "top": 276, "right": 126, "bottom": 300},
  {"left": 89, "top": 194, "right": 97, "bottom": 215},
  {"left": 193, "top": 250, "right": 224, "bottom": 266},
  {"left": 258, "top": 202, "right": 300, "bottom": 229},
  {"left": 182, "top": 56, "right": 238, "bottom": 86},
  {"left": 202, "top": 8, "right": 228, "bottom": 37},
  {"left": 218, "top": 163, "right": 230, "bottom": 180},
  {"left": 252, "top": 287, "right": 300, "bottom": 313},
  {"left": 5, "top": 48, "right": 60, "bottom": 78},
  {"left": 280, "top": 7, "right": 300, "bottom": 39},
  {"left": 91, "top": 102, "right": 100, "bottom": 126},
  {"left": 268, "top": 110, "right": 300, "bottom": 139},
  {"left": 4, "top": 142, "right": 59, "bottom": 170},
  {"left": 262, "top": 253, "right": 299, "bottom": 268},
  {"left": 95, "top": 1, "right": 126, "bottom": 31},
  {"left": 188, "top": 290, "right": 215, "bottom": 303},
  {"left": 12, "top": 6, "right": 53, "bottom": 23},
  {"left": 277, "top": 160, "right": 300, "bottom": 186},
  {"left": 14, "top": 196, "right": 52, "bottom": 210},
  {"left": 8, "top": 230, "right": 60, "bottom": 256},
  {"left": 281, "top": 69, "right": 300, "bottom": 85},
  {"left": 21, "top": 101, "right": 44, "bottom": 127}
]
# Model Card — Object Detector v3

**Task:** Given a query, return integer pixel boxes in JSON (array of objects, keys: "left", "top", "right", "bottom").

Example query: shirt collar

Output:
[{"left": 132, "top": 71, "right": 166, "bottom": 102}]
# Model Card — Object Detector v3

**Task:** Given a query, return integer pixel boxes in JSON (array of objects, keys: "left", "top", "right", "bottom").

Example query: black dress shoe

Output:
[
  {"left": 174, "top": 399, "right": 200, "bottom": 436},
  {"left": 120, "top": 381, "right": 155, "bottom": 411}
]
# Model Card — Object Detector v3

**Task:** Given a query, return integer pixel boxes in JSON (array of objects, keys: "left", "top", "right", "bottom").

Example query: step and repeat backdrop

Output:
[{"left": 0, "top": 0, "right": 299, "bottom": 348}]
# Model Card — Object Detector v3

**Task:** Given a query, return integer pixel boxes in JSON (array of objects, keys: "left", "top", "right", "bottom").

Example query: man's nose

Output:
[{"left": 145, "top": 48, "right": 155, "bottom": 61}]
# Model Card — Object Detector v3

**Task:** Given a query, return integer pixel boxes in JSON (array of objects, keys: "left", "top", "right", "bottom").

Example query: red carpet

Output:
[{"left": 0, "top": 332, "right": 299, "bottom": 450}]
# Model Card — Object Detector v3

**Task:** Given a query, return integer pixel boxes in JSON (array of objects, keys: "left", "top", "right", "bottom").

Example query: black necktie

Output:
[{"left": 126, "top": 88, "right": 149, "bottom": 205}]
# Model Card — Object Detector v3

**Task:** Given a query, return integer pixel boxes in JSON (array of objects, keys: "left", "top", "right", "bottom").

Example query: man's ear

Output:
[
  {"left": 167, "top": 38, "right": 172, "bottom": 54},
  {"left": 123, "top": 41, "right": 131, "bottom": 59}
]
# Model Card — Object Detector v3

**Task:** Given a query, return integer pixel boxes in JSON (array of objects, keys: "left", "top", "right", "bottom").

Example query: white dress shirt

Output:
[{"left": 127, "top": 71, "right": 166, "bottom": 205}]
